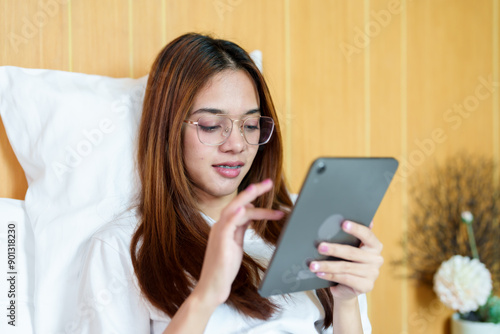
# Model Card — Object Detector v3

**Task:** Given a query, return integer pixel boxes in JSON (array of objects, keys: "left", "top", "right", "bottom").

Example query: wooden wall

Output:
[{"left": 1, "top": 1, "right": 499, "bottom": 333}]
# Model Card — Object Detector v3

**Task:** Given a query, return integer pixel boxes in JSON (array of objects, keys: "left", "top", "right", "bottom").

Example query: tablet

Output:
[{"left": 258, "top": 157, "right": 398, "bottom": 297}]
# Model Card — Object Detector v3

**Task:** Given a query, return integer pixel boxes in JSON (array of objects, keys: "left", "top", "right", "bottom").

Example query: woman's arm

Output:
[
  {"left": 163, "top": 179, "right": 284, "bottom": 334},
  {"left": 332, "top": 298, "right": 363, "bottom": 334},
  {"left": 162, "top": 287, "right": 218, "bottom": 334}
]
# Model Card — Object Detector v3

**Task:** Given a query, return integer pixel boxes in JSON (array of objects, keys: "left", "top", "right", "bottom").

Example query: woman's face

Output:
[{"left": 183, "top": 69, "right": 260, "bottom": 205}]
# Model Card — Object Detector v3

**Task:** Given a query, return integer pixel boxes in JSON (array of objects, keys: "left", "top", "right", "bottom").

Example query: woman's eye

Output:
[
  {"left": 244, "top": 119, "right": 260, "bottom": 131},
  {"left": 244, "top": 124, "right": 259, "bottom": 131},
  {"left": 199, "top": 125, "right": 221, "bottom": 133}
]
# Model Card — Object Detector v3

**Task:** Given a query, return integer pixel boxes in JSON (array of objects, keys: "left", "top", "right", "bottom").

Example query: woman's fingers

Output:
[
  {"left": 226, "top": 206, "right": 284, "bottom": 245},
  {"left": 308, "top": 219, "right": 384, "bottom": 297},
  {"left": 316, "top": 242, "right": 384, "bottom": 265},
  {"left": 327, "top": 274, "right": 375, "bottom": 294},
  {"left": 220, "top": 179, "right": 283, "bottom": 228},
  {"left": 310, "top": 261, "right": 380, "bottom": 280},
  {"left": 244, "top": 207, "right": 285, "bottom": 221},
  {"left": 341, "top": 220, "right": 383, "bottom": 253},
  {"left": 232, "top": 207, "right": 251, "bottom": 246},
  {"left": 309, "top": 260, "right": 380, "bottom": 294},
  {"left": 223, "top": 179, "right": 273, "bottom": 214},
  {"left": 214, "top": 179, "right": 284, "bottom": 246}
]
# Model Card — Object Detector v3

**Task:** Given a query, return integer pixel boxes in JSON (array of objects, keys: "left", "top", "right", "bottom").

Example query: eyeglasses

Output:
[{"left": 184, "top": 114, "right": 274, "bottom": 146}]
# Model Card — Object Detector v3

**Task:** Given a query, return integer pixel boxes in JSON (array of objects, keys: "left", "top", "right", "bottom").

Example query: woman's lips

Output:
[{"left": 213, "top": 163, "right": 243, "bottom": 178}]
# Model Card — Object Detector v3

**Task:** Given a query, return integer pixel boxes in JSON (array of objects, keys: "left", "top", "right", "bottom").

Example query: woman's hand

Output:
[
  {"left": 164, "top": 179, "right": 283, "bottom": 334},
  {"left": 193, "top": 179, "right": 285, "bottom": 310},
  {"left": 309, "top": 220, "right": 384, "bottom": 301}
]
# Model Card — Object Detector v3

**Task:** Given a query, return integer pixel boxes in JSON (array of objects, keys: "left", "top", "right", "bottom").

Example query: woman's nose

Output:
[{"left": 220, "top": 122, "right": 245, "bottom": 152}]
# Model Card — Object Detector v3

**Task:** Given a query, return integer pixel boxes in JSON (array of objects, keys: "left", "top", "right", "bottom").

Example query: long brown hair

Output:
[{"left": 131, "top": 33, "right": 333, "bottom": 328}]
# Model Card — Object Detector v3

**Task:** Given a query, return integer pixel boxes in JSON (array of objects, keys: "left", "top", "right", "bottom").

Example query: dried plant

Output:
[{"left": 403, "top": 153, "right": 500, "bottom": 292}]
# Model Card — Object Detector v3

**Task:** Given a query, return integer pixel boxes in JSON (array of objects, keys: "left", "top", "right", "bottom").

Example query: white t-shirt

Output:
[{"left": 75, "top": 210, "right": 372, "bottom": 333}]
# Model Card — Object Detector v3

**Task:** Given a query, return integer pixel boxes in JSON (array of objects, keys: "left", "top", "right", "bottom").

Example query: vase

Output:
[{"left": 451, "top": 313, "right": 500, "bottom": 334}]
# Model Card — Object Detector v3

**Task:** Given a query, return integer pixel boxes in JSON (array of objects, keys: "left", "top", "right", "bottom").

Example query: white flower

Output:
[
  {"left": 461, "top": 211, "right": 474, "bottom": 224},
  {"left": 433, "top": 255, "right": 492, "bottom": 313}
]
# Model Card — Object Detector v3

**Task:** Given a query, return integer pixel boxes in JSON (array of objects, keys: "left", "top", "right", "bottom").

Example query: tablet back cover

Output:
[{"left": 258, "top": 157, "right": 398, "bottom": 297}]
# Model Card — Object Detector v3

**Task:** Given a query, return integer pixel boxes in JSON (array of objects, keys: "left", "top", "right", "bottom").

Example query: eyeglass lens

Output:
[{"left": 196, "top": 115, "right": 274, "bottom": 145}]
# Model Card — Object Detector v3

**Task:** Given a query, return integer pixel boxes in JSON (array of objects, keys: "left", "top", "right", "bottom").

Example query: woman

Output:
[{"left": 77, "top": 33, "right": 383, "bottom": 333}]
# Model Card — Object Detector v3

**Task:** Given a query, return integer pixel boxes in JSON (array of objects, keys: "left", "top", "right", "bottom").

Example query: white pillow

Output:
[
  {"left": 0, "top": 198, "right": 35, "bottom": 333},
  {"left": 0, "top": 66, "right": 146, "bottom": 333}
]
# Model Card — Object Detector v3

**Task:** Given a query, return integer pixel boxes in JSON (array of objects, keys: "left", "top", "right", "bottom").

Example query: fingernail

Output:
[
  {"left": 316, "top": 272, "right": 325, "bottom": 277},
  {"left": 319, "top": 244, "right": 328, "bottom": 253},
  {"left": 369, "top": 221, "right": 374, "bottom": 229},
  {"left": 310, "top": 262, "right": 319, "bottom": 271},
  {"left": 343, "top": 221, "right": 352, "bottom": 231},
  {"left": 263, "top": 178, "right": 272, "bottom": 185}
]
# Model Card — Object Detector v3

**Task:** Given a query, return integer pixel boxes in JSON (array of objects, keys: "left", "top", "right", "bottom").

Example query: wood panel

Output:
[
  {"left": 71, "top": 0, "right": 130, "bottom": 77},
  {"left": 0, "top": 0, "right": 70, "bottom": 68},
  {"left": 131, "top": 0, "right": 164, "bottom": 78},
  {"left": 289, "top": 0, "right": 366, "bottom": 192},
  {"left": 493, "top": 0, "right": 500, "bottom": 189},
  {"left": 368, "top": 0, "right": 405, "bottom": 332},
  {"left": 0, "top": 118, "right": 27, "bottom": 199},
  {"left": 407, "top": 0, "right": 494, "bottom": 162},
  {"left": 406, "top": 1, "right": 496, "bottom": 333}
]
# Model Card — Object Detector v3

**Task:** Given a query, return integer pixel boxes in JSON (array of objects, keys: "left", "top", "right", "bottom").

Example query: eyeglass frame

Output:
[{"left": 183, "top": 114, "right": 275, "bottom": 146}]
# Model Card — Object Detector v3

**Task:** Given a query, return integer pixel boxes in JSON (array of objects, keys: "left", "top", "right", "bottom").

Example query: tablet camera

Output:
[{"left": 316, "top": 161, "right": 326, "bottom": 174}]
